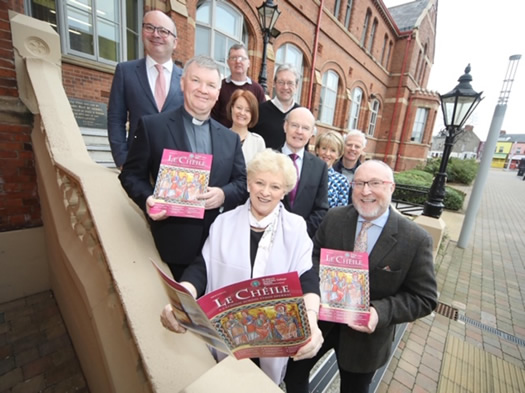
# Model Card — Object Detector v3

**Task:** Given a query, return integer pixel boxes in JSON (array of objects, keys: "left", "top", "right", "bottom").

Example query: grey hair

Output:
[
  {"left": 345, "top": 129, "right": 367, "bottom": 148},
  {"left": 274, "top": 64, "right": 301, "bottom": 84},
  {"left": 247, "top": 149, "right": 298, "bottom": 194},
  {"left": 182, "top": 55, "right": 221, "bottom": 83},
  {"left": 228, "top": 43, "right": 248, "bottom": 56}
]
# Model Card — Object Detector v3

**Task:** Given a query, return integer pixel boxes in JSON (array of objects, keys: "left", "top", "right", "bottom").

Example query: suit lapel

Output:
[
  {"left": 368, "top": 208, "right": 398, "bottom": 269},
  {"left": 164, "top": 65, "right": 181, "bottom": 109},
  {"left": 166, "top": 109, "right": 192, "bottom": 151},
  {"left": 135, "top": 59, "right": 157, "bottom": 110}
]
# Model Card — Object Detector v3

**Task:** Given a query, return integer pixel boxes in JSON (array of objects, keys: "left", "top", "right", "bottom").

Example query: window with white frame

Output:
[
  {"left": 368, "top": 99, "right": 380, "bottom": 136},
  {"left": 348, "top": 87, "right": 363, "bottom": 130},
  {"left": 275, "top": 43, "right": 304, "bottom": 103},
  {"left": 318, "top": 70, "right": 339, "bottom": 125},
  {"left": 411, "top": 108, "right": 429, "bottom": 143},
  {"left": 27, "top": 0, "right": 142, "bottom": 64},
  {"left": 196, "top": 0, "right": 247, "bottom": 78}
]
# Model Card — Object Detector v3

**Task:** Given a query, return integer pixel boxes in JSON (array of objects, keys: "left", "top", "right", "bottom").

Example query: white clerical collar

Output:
[{"left": 192, "top": 118, "right": 205, "bottom": 126}]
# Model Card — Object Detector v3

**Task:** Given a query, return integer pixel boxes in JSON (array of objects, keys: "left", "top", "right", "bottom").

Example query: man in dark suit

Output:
[
  {"left": 281, "top": 107, "right": 328, "bottom": 237},
  {"left": 107, "top": 10, "right": 184, "bottom": 168},
  {"left": 284, "top": 159, "right": 438, "bottom": 393},
  {"left": 119, "top": 55, "right": 247, "bottom": 280}
]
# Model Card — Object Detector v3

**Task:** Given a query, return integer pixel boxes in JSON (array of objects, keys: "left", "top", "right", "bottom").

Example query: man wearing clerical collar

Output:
[
  {"left": 211, "top": 43, "right": 266, "bottom": 128},
  {"left": 120, "top": 55, "right": 247, "bottom": 280}
]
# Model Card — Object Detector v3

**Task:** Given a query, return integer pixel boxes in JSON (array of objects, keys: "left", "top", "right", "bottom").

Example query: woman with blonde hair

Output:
[
  {"left": 161, "top": 149, "right": 323, "bottom": 386},
  {"left": 315, "top": 131, "right": 350, "bottom": 207}
]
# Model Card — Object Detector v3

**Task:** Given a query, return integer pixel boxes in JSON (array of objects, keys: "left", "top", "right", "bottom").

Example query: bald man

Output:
[
  {"left": 108, "top": 10, "right": 184, "bottom": 168},
  {"left": 280, "top": 107, "right": 328, "bottom": 237}
]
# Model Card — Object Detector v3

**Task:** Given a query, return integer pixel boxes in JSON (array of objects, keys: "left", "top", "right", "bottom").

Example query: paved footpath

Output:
[{"left": 378, "top": 169, "right": 525, "bottom": 393}]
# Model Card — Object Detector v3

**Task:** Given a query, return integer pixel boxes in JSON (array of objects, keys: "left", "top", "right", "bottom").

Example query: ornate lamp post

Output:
[
  {"left": 257, "top": 0, "right": 281, "bottom": 93},
  {"left": 422, "top": 65, "right": 483, "bottom": 218}
]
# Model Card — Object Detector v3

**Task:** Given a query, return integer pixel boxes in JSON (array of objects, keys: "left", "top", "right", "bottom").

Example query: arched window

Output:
[
  {"left": 367, "top": 19, "right": 377, "bottom": 53},
  {"left": 318, "top": 70, "right": 339, "bottom": 126},
  {"left": 360, "top": 10, "right": 371, "bottom": 46},
  {"left": 275, "top": 43, "right": 304, "bottom": 103},
  {"left": 368, "top": 99, "right": 380, "bottom": 136},
  {"left": 348, "top": 87, "right": 363, "bottom": 130},
  {"left": 196, "top": 0, "right": 247, "bottom": 77},
  {"left": 334, "top": 0, "right": 342, "bottom": 19},
  {"left": 344, "top": 0, "right": 353, "bottom": 29},
  {"left": 380, "top": 34, "right": 388, "bottom": 65}
]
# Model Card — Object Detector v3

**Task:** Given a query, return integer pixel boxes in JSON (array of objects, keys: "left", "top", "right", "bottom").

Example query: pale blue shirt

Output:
[
  {"left": 356, "top": 208, "right": 390, "bottom": 254},
  {"left": 282, "top": 144, "right": 304, "bottom": 178}
]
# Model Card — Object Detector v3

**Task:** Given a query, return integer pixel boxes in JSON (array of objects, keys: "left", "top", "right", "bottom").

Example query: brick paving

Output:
[
  {"left": 378, "top": 169, "right": 525, "bottom": 392},
  {"left": 0, "top": 292, "right": 88, "bottom": 393}
]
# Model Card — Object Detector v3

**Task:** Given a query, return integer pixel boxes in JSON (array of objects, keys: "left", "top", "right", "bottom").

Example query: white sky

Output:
[{"left": 383, "top": 0, "right": 525, "bottom": 140}]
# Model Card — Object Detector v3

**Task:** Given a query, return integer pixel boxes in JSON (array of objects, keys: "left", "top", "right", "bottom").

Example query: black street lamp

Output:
[
  {"left": 422, "top": 65, "right": 483, "bottom": 218},
  {"left": 257, "top": 0, "right": 281, "bottom": 93}
]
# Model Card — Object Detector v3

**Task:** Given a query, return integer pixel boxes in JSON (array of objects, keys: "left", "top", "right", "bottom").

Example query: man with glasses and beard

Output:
[{"left": 284, "top": 160, "right": 437, "bottom": 393}]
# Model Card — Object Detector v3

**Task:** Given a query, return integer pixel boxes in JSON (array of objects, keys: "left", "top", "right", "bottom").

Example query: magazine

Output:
[
  {"left": 152, "top": 260, "right": 312, "bottom": 359},
  {"left": 150, "top": 149, "right": 212, "bottom": 219},
  {"left": 319, "top": 248, "right": 370, "bottom": 326}
]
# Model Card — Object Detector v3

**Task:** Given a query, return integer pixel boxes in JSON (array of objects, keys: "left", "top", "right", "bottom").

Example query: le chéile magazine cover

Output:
[
  {"left": 319, "top": 248, "right": 370, "bottom": 326},
  {"left": 150, "top": 149, "right": 212, "bottom": 219},
  {"left": 152, "top": 260, "right": 312, "bottom": 359}
]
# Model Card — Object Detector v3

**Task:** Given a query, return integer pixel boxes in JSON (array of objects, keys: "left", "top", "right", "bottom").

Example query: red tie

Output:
[
  {"left": 289, "top": 153, "right": 299, "bottom": 207},
  {"left": 354, "top": 222, "right": 372, "bottom": 253},
  {"left": 154, "top": 64, "right": 166, "bottom": 111}
]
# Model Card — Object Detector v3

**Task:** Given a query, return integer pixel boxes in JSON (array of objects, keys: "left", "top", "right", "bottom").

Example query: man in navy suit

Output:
[
  {"left": 107, "top": 10, "right": 184, "bottom": 168},
  {"left": 284, "top": 160, "right": 437, "bottom": 393},
  {"left": 119, "top": 56, "right": 247, "bottom": 280},
  {"left": 281, "top": 107, "right": 328, "bottom": 237}
]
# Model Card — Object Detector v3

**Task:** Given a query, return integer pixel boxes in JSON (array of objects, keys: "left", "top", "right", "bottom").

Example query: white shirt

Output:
[
  {"left": 145, "top": 55, "right": 173, "bottom": 96},
  {"left": 282, "top": 144, "right": 305, "bottom": 178}
]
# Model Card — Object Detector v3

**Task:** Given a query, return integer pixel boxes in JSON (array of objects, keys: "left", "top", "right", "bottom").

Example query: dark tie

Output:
[
  {"left": 154, "top": 64, "right": 166, "bottom": 111},
  {"left": 289, "top": 153, "right": 299, "bottom": 207},
  {"left": 354, "top": 222, "right": 372, "bottom": 253}
]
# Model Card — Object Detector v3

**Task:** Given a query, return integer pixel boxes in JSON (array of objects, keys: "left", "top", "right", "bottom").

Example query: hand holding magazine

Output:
[{"left": 153, "top": 260, "right": 312, "bottom": 359}]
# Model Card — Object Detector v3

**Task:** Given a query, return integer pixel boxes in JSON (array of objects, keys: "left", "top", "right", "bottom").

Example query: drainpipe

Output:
[
  {"left": 384, "top": 33, "right": 412, "bottom": 164},
  {"left": 307, "top": 0, "right": 325, "bottom": 110},
  {"left": 394, "top": 93, "right": 415, "bottom": 171}
]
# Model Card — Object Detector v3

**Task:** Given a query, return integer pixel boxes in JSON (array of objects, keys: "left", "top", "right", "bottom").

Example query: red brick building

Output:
[{"left": 1, "top": 0, "right": 440, "bottom": 232}]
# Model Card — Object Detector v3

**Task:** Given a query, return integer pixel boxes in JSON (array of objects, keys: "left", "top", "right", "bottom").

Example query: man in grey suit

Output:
[
  {"left": 281, "top": 107, "right": 328, "bottom": 238},
  {"left": 108, "top": 10, "right": 184, "bottom": 168},
  {"left": 284, "top": 160, "right": 437, "bottom": 393}
]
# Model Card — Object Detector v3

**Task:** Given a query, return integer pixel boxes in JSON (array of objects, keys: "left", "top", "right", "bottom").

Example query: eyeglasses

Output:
[
  {"left": 142, "top": 23, "right": 176, "bottom": 38},
  {"left": 351, "top": 180, "right": 392, "bottom": 189},
  {"left": 228, "top": 56, "right": 248, "bottom": 62},
  {"left": 276, "top": 80, "right": 295, "bottom": 87},
  {"left": 287, "top": 121, "right": 312, "bottom": 133}
]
